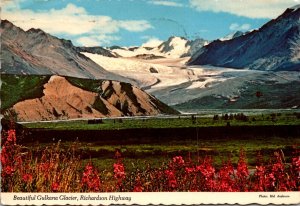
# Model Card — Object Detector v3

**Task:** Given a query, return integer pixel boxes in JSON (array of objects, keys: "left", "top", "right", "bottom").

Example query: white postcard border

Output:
[{"left": 1, "top": 192, "right": 300, "bottom": 205}]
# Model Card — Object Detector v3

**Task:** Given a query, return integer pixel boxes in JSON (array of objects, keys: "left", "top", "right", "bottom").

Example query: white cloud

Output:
[
  {"left": 76, "top": 35, "right": 121, "bottom": 47},
  {"left": 2, "top": 3, "right": 152, "bottom": 46},
  {"left": 229, "top": 23, "right": 251, "bottom": 31},
  {"left": 148, "top": 0, "right": 184, "bottom": 7},
  {"left": 119, "top": 20, "right": 153, "bottom": 32},
  {"left": 0, "top": 0, "right": 23, "bottom": 8},
  {"left": 77, "top": 37, "right": 101, "bottom": 47},
  {"left": 141, "top": 36, "right": 163, "bottom": 47},
  {"left": 189, "top": 0, "right": 299, "bottom": 19}
]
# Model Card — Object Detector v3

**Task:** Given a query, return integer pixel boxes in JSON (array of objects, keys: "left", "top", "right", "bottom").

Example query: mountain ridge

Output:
[
  {"left": 1, "top": 20, "right": 131, "bottom": 82},
  {"left": 188, "top": 7, "right": 300, "bottom": 71},
  {"left": 108, "top": 36, "right": 208, "bottom": 58}
]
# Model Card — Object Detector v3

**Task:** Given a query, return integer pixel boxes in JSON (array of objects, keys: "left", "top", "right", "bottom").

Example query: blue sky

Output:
[{"left": 2, "top": 0, "right": 299, "bottom": 47}]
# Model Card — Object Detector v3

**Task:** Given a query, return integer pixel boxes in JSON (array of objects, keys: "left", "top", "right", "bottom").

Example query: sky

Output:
[{"left": 2, "top": 0, "right": 299, "bottom": 47}]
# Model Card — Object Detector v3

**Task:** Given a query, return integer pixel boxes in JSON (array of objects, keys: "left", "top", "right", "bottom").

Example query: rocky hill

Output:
[
  {"left": 189, "top": 6, "right": 300, "bottom": 71},
  {"left": 3, "top": 75, "right": 179, "bottom": 121},
  {"left": 1, "top": 20, "right": 129, "bottom": 82}
]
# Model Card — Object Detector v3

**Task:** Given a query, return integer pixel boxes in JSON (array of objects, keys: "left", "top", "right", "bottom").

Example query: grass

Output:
[
  {"left": 0, "top": 74, "right": 106, "bottom": 112},
  {"left": 22, "top": 112, "right": 300, "bottom": 130},
  {"left": 26, "top": 136, "right": 300, "bottom": 171},
  {"left": 65, "top": 76, "right": 104, "bottom": 93},
  {"left": 1, "top": 74, "right": 50, "bottom": 111}
]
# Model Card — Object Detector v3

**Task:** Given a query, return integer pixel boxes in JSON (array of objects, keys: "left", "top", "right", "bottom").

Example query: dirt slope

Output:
[{"left": 11, "top": 76, "right": 178, "bottom": 121}]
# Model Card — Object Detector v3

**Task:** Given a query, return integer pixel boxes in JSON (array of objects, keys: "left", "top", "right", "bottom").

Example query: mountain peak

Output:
[
  {"left": 1, "top": 19, "right": 22, "bottom": 31},
  {"left": 169, "top": 36, "right": 187, "bottom": 40},
  {"left": 290, "top": 4, "right": 300, "bottom": 10},
  {"left": 188, "top": 6, "right": 300, "bottom": 71},
  {"left": 27, "top": 27, "right": 46, "bottom": 35},
  {"left": 220, "top": 31, "right": 245, "bottom": 41},
  {"left": 1, "top": 19, "right": 13, "bottom": 26}
]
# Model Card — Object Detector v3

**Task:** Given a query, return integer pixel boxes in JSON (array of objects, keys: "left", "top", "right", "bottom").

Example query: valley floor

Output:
[{"left": 19, "top": 112, "right": 300, "bottom": 168}]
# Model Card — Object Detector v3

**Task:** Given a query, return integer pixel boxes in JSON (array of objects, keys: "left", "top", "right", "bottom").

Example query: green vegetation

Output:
[
  {"left": 1, "top": 74, "right": 50, "bottom": 111},
  {"left": 27, "top": 136, "right": 300, "bottom": 171},
  {"left": 92, "top": 96, "right": 109, "bottom": 115},
  {"left": 0, "top": 74, "right": 107, "bottom": 112},
  {"left": 22, "top": 112, "right": 300, "bottom": 130},
  {"left": 19, "top": 111, "right": 300, "bottom": 173},
  {"left": 65, "top": 76, "right": 104, "bottom": 93}
]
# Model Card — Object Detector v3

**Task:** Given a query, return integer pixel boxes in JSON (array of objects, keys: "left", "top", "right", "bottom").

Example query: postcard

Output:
[{"left": 1, "top": 0, "right": 300, "bottom": 205}]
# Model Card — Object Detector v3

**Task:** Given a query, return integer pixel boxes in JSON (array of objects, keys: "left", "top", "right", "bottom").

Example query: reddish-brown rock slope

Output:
[{"left": 11, "top": 75, "right": 179, "bottom": 121}]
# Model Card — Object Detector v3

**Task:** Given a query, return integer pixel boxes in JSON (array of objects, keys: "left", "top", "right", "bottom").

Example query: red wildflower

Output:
[
  {"left": 51, "top": 182, "right": 59, "bottom": 192},
  {"left": 22, "top": 174, "right": 33, "bottom": 183},
  {"left": 7, "top": 129, "right": 16, "bottom": 144},
  {"left": 1, "top": 146, "right": 8, "bottom": 165},
  {"left": 272, "top": 162, "right": 284, "bottom": 173},
  {"left": 253, "top": 165, "right": 266, "bottom": 191},
  {"left": 217, "top": 160, "right": 236, "bottom": 192},
  {"left": 265, "top": 173, "right": 276, "bottom": 189},
  {"left": 133, "top": 185, "right": 143, "bottom": 192},
  {"left": 185, "top": 167, "right": 195, "bottom": 174},
  {"left": 38, "top": 162, "right": 51, "bottom": 180},
  {"left": 237, "top": 149, "right": 249, "bottom": 178},
  {"left": 4, "top": 166, "right": 14, "bottom": 176},
  {"left": 292, "top": 156, "right": 300, "bottom": 172},
  {"left": 113, "top": 162, "right": 126, "bottom": 180},
  {"left": 196, "top": 157, "right": 215, "bottom": 179},
  {"left": 173, "top": 156, "right": 185, "bottom": 166},
  {"left": 81, "top": 163, "right": 101, "bottom": 192},
  {"left": 169, "top": 179, "right": 177, "bottom": 188},
  {"left": 165, "top": 170, "right": 177, "bottom": 189}
]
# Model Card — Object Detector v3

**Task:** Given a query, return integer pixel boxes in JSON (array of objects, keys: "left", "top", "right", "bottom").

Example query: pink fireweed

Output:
[
  {"left": 113, "top": 162, "right": 126, "bottom": 180},
  {"left": 253, "top": 165, "right": 266, "bottom": 191},
  {"left": 172, "top": 156, "right": 185, "bottom": 166},
  {"left": 1, "top": 125, "right": 300, "bottom": 192},
  {"left": 22, "top": 173, "right": 33, "bottom": 183},
  {"left": 81, "top": 163, "right": 101, "bottom": 192},
  {"left": 237, "top": 149, "right": 249, "bottom": 178},
  {"left": 51, "top": 182, "right": 60, "bottom": 192},
  {"left": 196, "top": 157, "right": 215, "bottom": 179},
  {"left": 165, "top": 169, "right": 177, "bottom": 189},
  {"left": 7, "top": 129, "right": 17, "bottom": 144}
]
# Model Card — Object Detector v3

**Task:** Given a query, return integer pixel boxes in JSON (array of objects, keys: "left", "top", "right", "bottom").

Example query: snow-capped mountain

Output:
[
  {"left": 108, "top": 36, "right": 208, "bottom": 58},
  {"left": 189, "top": 6, "right": 300, "bottom": 71},
  {"left": 157, "top": 36, "right": 208, "bottom": 58},
  {"left": 157, "top": 36, "right": 189, "bottom": 57}
]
